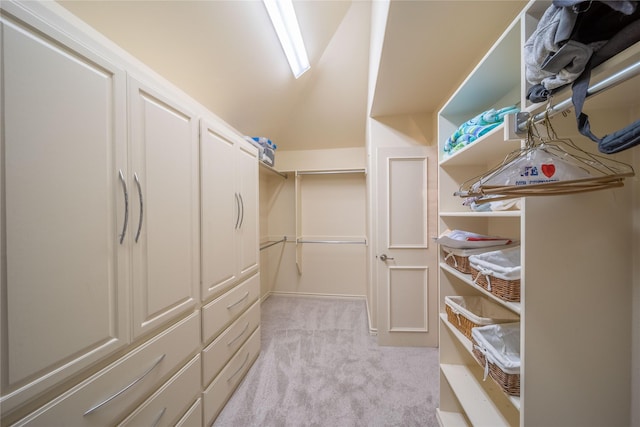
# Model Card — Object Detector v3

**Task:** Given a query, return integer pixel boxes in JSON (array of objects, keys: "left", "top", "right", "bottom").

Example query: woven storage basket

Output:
[
  {"left": 469, "top": 246, "right": 521, "bottom": 302},
  {"left": 471, "top": 323, "right": 521, "bottom": 396},
  {"left": 441, "top": 244, "right": 516, "bottom": 275},
  {"left": 444, "top": 296, "right": 519, "bottom": 340}
]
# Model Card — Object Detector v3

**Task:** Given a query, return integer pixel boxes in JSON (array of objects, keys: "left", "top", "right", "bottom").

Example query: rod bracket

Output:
[{"left": 504, "top": 112, "right": 530, "bottom": 141}]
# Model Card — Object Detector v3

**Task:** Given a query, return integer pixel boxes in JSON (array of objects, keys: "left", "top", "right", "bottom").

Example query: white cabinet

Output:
[
  {"left": 128, "top": 77, "right": 199, "bottom": 338},
  {"left": 0, "top": 7, "right": 129, "bottom": 413},
  {"left": 200, "top": 120, "right": 259, "bottom": 301},
  {"left": 1, "top": 1, "right": 199, "bottom": 416},
  {"left": 436, "top": 1, "right": 638, "bottom": 426},
  {"left": 1, "top": 2, "right": 262, "bottom": 424}
]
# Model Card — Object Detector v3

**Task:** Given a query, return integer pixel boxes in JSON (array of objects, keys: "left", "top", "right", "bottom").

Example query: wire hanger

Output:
[{"left": 454, "top": 112, "right": 635, "bottom": 204}]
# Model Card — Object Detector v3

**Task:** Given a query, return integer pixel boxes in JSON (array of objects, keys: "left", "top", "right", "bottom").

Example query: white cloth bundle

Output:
[
  {"left": 472, "top": 322, "right": 521, "bottom": 377},
  {"left": 469, "top": 246, "right": 521, "bottom": 281}
]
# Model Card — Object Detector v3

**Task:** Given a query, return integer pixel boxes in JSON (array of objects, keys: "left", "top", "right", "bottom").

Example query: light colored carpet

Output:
[{"left": 213, "top": 295, "right": 440, "bottom": 427}]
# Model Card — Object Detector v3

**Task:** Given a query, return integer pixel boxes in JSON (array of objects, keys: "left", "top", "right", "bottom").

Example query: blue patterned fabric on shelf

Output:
[{"left": 444, "top": 105, "right": 519, "bottom": 157}]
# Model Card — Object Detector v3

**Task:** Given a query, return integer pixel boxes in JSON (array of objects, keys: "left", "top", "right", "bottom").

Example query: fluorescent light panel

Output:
[{"left": 263, "top": 0, "right": 310, "bottom": 78}]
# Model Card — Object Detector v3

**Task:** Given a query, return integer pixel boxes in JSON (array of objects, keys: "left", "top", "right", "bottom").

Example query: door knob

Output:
[{"left": 379, "top": 254, "right": 394, "bottom": 261}]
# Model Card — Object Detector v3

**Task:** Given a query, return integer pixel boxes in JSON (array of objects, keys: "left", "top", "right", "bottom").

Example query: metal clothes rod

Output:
[
  {"left": 296, "top": 239, "right": 367, "bottom": 245},
  {"left": 295, "top": 169, "right": 366, "bottom": 175},
  {"left": 259, "top": 236, "right": 287, "bottom": 251},
  {"left": 517, "top": 61, "right": 640, "bottom": 133}
]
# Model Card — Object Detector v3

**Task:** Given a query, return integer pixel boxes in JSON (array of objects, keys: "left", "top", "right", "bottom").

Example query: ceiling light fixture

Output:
[{"left": 263, "top": 0, "right": 310, "bottom": 79}]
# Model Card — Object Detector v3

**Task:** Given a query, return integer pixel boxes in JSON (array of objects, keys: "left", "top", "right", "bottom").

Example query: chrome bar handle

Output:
[
  {"left": 227, "top": 322, "right": 250, "bottom": 347},
  {"left": 83, "top": 354, "right": 166, "bottom": 416},
  {"left": 226, "top": 292, "right": 249, "bottom": 310},
  {"left": 379, "top": 254, "right": 395, "bottom": 261},
  {"left": 134, "top": 172, "right": 143, "bottom": 243},
  {"left": 239, "top": 193, "right": 245, "bottom": 229},
  {"left": 150, "top": 407, "right": 166, "bottom": 427},
  {"left": 234, "top": 193, "right": 241, "bottom": 229},
  {"left": 118, "top": 170, "right": 129, "bottom": 244},
  {"left": 227, "top": 352, "right": 250, "bottom": 383}
]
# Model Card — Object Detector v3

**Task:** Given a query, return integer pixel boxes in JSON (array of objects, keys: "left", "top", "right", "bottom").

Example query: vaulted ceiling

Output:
[{"left": 58, "top": 0, "right": 525, "bottom": 151}]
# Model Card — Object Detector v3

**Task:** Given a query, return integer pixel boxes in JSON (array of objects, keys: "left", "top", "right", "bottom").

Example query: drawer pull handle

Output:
[
  {"left": 227, "top": 352, "right": 250, "bottom": 383},
  {"left": 150, "top": 407, "right": 166, "bottom": 427},
  {"left": 234, "top": 193, "right": 241, "bottom": 230},
  {"left": 238, "top": 193, "right": 245, "bottom": 228},
  {"left": 83, "top": 354, "right": 166, "bottom": 416},
  {"left": 118, "top": 169, "right": 129, "bottom": 244},
  {"left": 134, "top": 172, "right": 144, "bottom": 243},
  {"left": 226, "top": 292, "right": 249, "bottom": 310},
  {"left": 227, "top": 322, "right": 250, "bottom": 347}
]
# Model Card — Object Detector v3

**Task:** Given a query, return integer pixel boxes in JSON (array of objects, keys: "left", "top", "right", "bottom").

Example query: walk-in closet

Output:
[{"left": 1, "top": 0, "right": 639, "bottom": 426}]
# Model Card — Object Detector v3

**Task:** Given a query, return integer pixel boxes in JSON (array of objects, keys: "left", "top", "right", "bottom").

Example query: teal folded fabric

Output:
[{"left": 444, "top": 105, "right": 519, "bottom": 156}]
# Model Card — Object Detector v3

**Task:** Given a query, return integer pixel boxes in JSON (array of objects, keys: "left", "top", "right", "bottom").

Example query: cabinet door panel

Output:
[
  {"left": 1, "top": 17, "right": 128, "bottom": 411},
  {"left": 236, "top": 143, "right": 259, "bottom": 278},
  {"left": 200, "top": 123, "right": 238, "bottom": 300},
  {"left": 129, "top": 79, "right": 198, "bottom": 338}
]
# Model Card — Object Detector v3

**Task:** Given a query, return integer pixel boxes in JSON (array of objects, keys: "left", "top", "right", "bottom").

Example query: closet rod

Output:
[
  {"left": 296, "top": 239, "right": 367, "bottom": 245},
  {"left": 260, "top": 236, "right": 287, "bottom": 251},
  {"left": 516, "top": 60, "right": 640, "bottom": 134},
  {"left": 295, "top": 168, "right": 366, "bottom": 175}
]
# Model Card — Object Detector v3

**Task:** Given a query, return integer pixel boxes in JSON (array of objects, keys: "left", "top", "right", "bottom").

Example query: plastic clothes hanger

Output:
[{"left": 455, "top": 114, "right": 635, "bottom": 204}]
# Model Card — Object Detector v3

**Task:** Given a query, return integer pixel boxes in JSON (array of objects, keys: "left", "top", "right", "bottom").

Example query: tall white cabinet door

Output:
[
  {"left": 0, "top": 15, "right": 129, "bottom": 412},
  {"left": 128, "top": 78, "right": 199, "bottom": 338},
  {"left": 200, "top": 122, "right": 239, "bottom": 301},
  {"left": 236, "top": 142, "right": 259, "bottom": 278}
]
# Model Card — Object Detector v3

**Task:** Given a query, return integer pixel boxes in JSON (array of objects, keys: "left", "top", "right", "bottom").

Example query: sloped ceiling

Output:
[{"left": 58, "top": 0, "right": 525, "bottom": 151}]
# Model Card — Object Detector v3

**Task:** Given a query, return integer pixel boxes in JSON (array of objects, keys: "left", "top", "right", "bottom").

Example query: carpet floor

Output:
[{"left": 212, "top": 295, "right": 440, "bottom": 427}]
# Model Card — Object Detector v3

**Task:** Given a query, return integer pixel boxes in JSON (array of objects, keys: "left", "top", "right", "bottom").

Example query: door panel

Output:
[
  {"left": 388, "top": 267, "right": 428, "bottom": 332},
  {"left": 1, "top": 17, "right": 128, "bottom": 411},
  {"left": 200, "top": 123, "right": 238, "bottom": 300},
  {"left": 376, "top": 147, "right": 434, "bottom": 346},
  {"left": 388, "top": 158, "right": 428, "bottom": 248},
  {"left": 236, "top": 143, "right": 259, "bottom": 278},
  {"left": 129, "top": 79, "right": 198, "bottom": 338}
]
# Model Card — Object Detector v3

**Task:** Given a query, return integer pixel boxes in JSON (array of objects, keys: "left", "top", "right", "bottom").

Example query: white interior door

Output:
[{"left": 376, "top": 146, "right": 434, "bottom": 346}]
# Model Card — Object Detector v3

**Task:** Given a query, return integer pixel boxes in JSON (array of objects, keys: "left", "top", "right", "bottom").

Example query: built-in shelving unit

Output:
[{"left": 437, "top": 1, "right": 638, "bottom": 426}]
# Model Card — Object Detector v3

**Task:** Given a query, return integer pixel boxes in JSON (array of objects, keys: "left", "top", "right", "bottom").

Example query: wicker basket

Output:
[
  {"left": 441, "top": 244, "right": 517, "bottom": 275},
  {"left": 442, "top": 247, "right": 473, "bottom": 273},
  {"left": 471, "top": 323, "right": 521, "bottom": 396},
  {"left": 444, "top": 296, "right": 519, "bottom": 340},
  {"left": 469, "top": 247, "right": 521, "bottom": 302}
]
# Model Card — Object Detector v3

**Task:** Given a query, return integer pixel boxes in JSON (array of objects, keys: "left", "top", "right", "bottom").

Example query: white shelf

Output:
[
  {"left": 439, "top": 211, "right": 521, "bottom": 218},
  {"left": 440, "top": 313, "right": 521, "bottom": 411},
  {"left": 440, "top": 364, "right": 517, "bottom": 427},
  {"left": 440, "top": 263, "right": 521, "bottom": 315},
  {"left": 439, "top": 125, "right": 521, "bottom": 167},
  {"left": 436, "top": 409, "right": 470, "bottom": 427}
]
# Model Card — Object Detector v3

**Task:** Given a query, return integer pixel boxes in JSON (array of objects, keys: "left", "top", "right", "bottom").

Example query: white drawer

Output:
[
  {"left": 13, "top": 311, "right": 200, "bottom": 427},
  {"left": 175, "top": 398, "right": 202, "bottom": 427},
  {"left": 119, "top": 354, "right": 201, "bottom": 427},
  {"left": 202, "top": 300, "right": 260, "bottom": 386},
  {"left": 202, "top": 326, "right": 261, "bottom": 426},
  {"left": 202, "top": 272, "right": 259, "bottom": 343}
]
